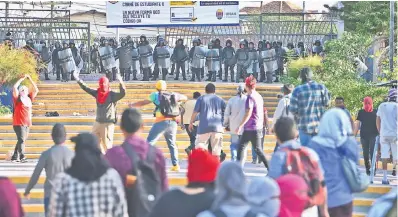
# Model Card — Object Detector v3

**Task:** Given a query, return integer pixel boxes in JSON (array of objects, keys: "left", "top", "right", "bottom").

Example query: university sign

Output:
[{"left": 106, "top": 1, "right": 239, "bottom": 27}]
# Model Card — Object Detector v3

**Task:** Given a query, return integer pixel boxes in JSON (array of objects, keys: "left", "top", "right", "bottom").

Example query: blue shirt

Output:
[
  {"left": 194, "top": 94, "right": 226, "bottom": 134},
  {"left": 289, "top": 81, "right": 330, "bottom": 134},
  {"left": 307, "top": 137, "right": 359, "bottom": 208}
]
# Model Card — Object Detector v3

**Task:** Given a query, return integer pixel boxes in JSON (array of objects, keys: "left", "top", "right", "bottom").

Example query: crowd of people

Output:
[{"left": 3, "top": 63, "right": 397, "bottom": 217}]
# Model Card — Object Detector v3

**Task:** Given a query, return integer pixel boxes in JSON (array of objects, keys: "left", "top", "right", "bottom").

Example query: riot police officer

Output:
[
  {"left": 130, "top": 40, "right": 140, "bottom": 80},
  {"left": 222, "top": 38, "right": 236, "bottom": 82},
  {"left": 171, "top": 38, "right": 188, "bottom": 80},
  {"left": 99, "top": 39, "right": 118, "bottom": 82},
  {"left": 312, "top": 40, "right": 323, "bottom": 55},
  {"left": 52, "top": 41, "right": 62, "bottom": 80},
  {"left": 257, "top": 40, "right": 266, "bottom": 82},
  {"left": 58, "top": 41, "right": 76, "bottom": 82},
  {"left": 213, "top": 38, "right": 223, "bottom": 80},
  {"left": 91, "top": 42, "right": 101, "bottom": 74},
  {"left": 138, "top": 34, "right": 153, "bottom": 81},
  {"left": 153, "top": 38, "right": 171, "bottom": 81},
  {"left": 189, "top": 38, "right": 206, "bottom": 82},
  {"left": 261, "top": 40, "right": 277, "bottom": 83},
  {"left": 117, "top": 39, "right": 133, "bottom": 81},
  {"left": 275, "top": 41, "right": 287, "bottom": 82},
  {"left": 205, "top": 41, "right": 221, "bottom": 82},
  {"left": 248, "top": 42, "right": 259, "bottom": 79},
  {"left": 40, "top": 40, "right": 51, "bottom": 80},
  {"left": 235, "top": 39, "right": 251, "bottom": 83},
  {"left": 297, "top": 41, "right": 306, "bottom": 58}
]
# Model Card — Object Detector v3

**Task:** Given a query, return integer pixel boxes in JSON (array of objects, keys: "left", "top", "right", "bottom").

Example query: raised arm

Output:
[
  {"left": 74, "top": 73, "right": 97, "bottom": 97},
  {"left": 13, "top": 76, "right": 26, "bottom": 98},
  {"left": 26, "top": 75, "right": 39, "bottom": 99},
  {"left": 113, "top": 74, "right": 126, "bottom": 102}
]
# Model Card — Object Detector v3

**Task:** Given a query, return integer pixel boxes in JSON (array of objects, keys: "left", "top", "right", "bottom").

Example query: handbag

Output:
[{"left": 336, "top": 141, "right": 369, "bottom": 193}]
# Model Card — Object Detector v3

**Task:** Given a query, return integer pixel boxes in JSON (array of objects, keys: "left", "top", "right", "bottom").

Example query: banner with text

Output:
[{"left": 106, "top": 1, "right": 239, "bottom": 27}]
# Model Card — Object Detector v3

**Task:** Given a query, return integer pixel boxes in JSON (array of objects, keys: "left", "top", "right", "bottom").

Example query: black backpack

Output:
[
  {"left": 158, "top": 91, "right": 180, "bottom": 117},
  {"left": 212, "top": 209, "right": 257, "bottom": 217},
  {"left": 122, "top": 142, "right": 162, "bottom": 217}
]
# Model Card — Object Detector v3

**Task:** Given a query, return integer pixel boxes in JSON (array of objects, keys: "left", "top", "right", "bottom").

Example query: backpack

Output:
[
  {"left": 122, "top": 142, "right": 162, "bottom": 217},
  {"left": 212, "top": 209, "right": 257, "bottom": 217},
  {"left": 282, "top": 147, "right": 326, "bottom": 207},
  {"left": 158, "top": 91, "right": 180, "bottom": 117}
]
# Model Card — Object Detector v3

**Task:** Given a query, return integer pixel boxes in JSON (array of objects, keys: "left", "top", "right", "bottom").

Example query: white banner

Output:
[{"left": 106, "top": 1, "right": 239, "bottom": 27}]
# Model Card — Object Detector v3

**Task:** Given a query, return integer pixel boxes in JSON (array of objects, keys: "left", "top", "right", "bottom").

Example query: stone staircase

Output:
[{"left": 0, "top": 81, "right": 395, "bottom": 217}]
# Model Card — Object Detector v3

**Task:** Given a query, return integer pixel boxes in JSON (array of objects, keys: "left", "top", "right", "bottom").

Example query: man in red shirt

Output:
[{"left": 11, "top": 74, "right": 38, "bottom": 163}]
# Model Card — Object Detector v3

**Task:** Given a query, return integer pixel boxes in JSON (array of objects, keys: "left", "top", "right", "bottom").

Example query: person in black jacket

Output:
[
  {"left": 214, "top": 38, "right": 223, "bottom": 80},
  {"left": 222, "top": 39, "right": 236, "bottom": 82},
  {"left": 52, "top": 41, "right": 62, "bottom": 80},
  {"left": 171, "top": 38, "right": 189, "bottom": 80}
]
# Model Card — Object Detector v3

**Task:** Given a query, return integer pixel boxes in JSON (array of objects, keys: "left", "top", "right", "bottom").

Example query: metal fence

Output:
[{"left": 165, "top": 12, "right": 338, "bottom": 48}]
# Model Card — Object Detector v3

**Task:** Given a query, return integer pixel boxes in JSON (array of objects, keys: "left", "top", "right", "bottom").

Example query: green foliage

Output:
[
  {"left": 283, "top": 32, "right": 389, "bottom": 115},
  {"left": 342, "top": 1, "right": 396, "bottom": 36},
  {"left": 0, "top": 46, "right": 39, "bottom": 87},
  {"left": 287, "top": 56, "right": 322, "bottom": 79}
]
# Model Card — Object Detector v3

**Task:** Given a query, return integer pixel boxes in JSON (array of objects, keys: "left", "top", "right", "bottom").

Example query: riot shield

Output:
[
  {"left": 191, "top": 46, "right": 206, "bottom": 68},
  {"left": 99, "top": 46, "right": 116, "bottom": 71},
  {"left": 156, "top": 47, "right": 171, "bottom": 69},
  {"left": 58, "top": 48, "right": 76, "bottom": 74},
  {"left": 206, "top": 49, "right": 220, "bottom": 72}
]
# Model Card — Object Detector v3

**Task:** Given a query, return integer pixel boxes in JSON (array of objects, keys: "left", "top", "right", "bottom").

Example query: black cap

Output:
[{"left": 52, "top": 123, "right": 66, "bottom": 145}]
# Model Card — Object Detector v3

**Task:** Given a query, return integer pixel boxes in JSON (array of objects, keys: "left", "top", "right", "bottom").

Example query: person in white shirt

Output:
[
  {"left": 181, "top": 92, "right": 201, "bottom": 155},
  {"left": 376, "top": 88, "right": 398, "bottom": 185},
  {"left": 224, "top": 84, "right": 247, "bottom": 161},
  {"left": 271, "top": 84, "right": 294, "bottom": 152}
]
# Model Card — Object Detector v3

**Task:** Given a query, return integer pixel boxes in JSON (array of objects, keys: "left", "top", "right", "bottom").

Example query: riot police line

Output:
[{"left": 6, "top": 35, "right": 324, "bottom": 83}]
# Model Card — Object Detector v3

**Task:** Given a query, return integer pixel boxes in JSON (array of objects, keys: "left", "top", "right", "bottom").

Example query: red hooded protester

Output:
[{"left": 75, "top": 74, "right": 126, "bottom": 153}]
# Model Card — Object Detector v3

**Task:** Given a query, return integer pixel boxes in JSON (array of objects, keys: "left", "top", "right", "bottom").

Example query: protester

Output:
[
  {"left": 197, "top": 161, "right": 262, "bottom": 217},
  {"left": 247, "top": 177, "right": 281, "bottom": 217},
  {"left": 223, "top": 84, "right": 247, "bottom": 161},
  {"left": 269, "top": 117, "right": 327, "bottom": 217},
  {"left": 0, "top": 177, "right": 24, "bottom": 217},
  {"left": 11, "top": 74, "right": 39, "bottom": 163},
  {"left": 74, "top": 73, "right": 126, "bottom": 153},
  {"left": 252, "top": 106, "right": 270, "bottom": 164},
  {"left": 49, "top": 133, "right": 128, "bottom": 217},
  {"left": 276, "top": 174, "right": 310, "bottom": 217},
  {"left": 147, "top": 149, "right": 219, "bottom": 217},
  {"left": 131, "top": 80, "right": 187, "bottom": 172},
  {"left": 236, "top": 76, "right": 268, "bottom": 169},
  {"left": 181, "top": 92, "right": 201, "bottom": 155},
  {"left": 189, "top": 83, "right": 226, "bottom": 161},
  {"left": 353, "top": 97, "right": 379, "bottom": 175},
  {"left": 24, "top": 124, "right": 74, "bottom": 215},
  {"left": 335, "top": 96, "right": 354, "bottom": 128},
  {"left": 308, "top": 109, "right": 359, "bottom": 217},
  {"left": 289, "top": 67, "right": 330, "bottom": 146},
  {"left": 376, "top": 88, "right": 397, "bottom": 184}
]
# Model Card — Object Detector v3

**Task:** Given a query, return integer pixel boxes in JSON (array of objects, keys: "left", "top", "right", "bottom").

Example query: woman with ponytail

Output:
[{"left": 354, "top": 96, "right": 378, "bottom": 175}]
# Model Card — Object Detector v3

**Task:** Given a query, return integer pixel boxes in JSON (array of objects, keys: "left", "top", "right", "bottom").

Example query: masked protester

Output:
[
  {"left": 171, "top": 38, "right": 189, "bottom": 81},
  {"left": 11, "top": 75, "right": 39, "bottom": 163},
  {"left": 153, "top": 37, "right": 171, "bottom": 80},
  {"left": 222, "top": 38, "right": 236, "bottom": 82},
  {"left": 235, "top": 39, "right": 251, "bottom": 83},
  {"left": 138, "top": 34, "right": 154, "bottom": 81},
  {"left": 189, "top": 38, "right": 206, "bottom": 82},
  {"left": 206, "top": 40, "right": 221, "bottom": 82},
  {"left": 74, "top": 72, "right": 126, "bottom": 153}
]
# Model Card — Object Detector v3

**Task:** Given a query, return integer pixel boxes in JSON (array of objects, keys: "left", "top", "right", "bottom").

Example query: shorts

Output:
[{"left": 380, "top": 136, "right": 397, "bottom": 162}]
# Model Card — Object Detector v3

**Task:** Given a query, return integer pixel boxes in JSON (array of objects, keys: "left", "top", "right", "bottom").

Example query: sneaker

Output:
[
  {"left": 382, "top": 180, "right": 390, "bottom": 185},
  {"left": 20, "top": 158, "right": 28, "bottom": 163},
  {"left": 392, "top": 169, "right": 396, "bottom": 176},
  {"left": 11, "top": 159, "right": 20, "bottom": 163},
  {"left": 252, "top": 160, "right": 257, "bottom": 164},
  {"left": 170, "top": 165, "right": 180, "bottom": 172},
  {"left": 184, "top": 148, "right": 191, "bottom": 156}
]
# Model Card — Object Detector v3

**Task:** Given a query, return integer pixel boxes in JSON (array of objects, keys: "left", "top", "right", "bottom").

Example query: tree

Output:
[{"left": 341, "top": 1, "right": 396, "bottom": 36}]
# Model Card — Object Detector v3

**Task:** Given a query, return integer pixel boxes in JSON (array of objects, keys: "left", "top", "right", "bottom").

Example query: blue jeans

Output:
[
  {"left": 230, "top": 134, "right": 240, "bottom": 161},
  {"left": 147, "top": 120, "right": 178, "bottom": 166},
  {"left": 44, "top": 197, "right": 50, "bottom": 216},
  {"left": 298, "top": 130, "right": 316, "bottom": 147}
]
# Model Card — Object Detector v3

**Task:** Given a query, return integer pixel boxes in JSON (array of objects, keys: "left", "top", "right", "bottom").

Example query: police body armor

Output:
[
  {"left": 118, "top": 46, "right": 133, "bottom": 69},
  {"left": 206, "top": 49, "right": 220, "bottom": 72},
  {"left": 276, "top": 47, "right": 288, "bottom": 69},
  {"left": 156, "top": 47, "right": 171, "bottom": 69},
  {"left": 58, "top": 48, "right": 76, "bottom": 74},
  {"left": 191, "top": 46, "right": 206, "bottom": 68},
  {"left": 223, "top": 47, "right": 236, "bottom": 66},
  {"left": 99, "top": 46, "right": 116, "bottom": 71},
  {"left": 138, "top": 45, "right": 153, "bottom": 68},
  {"left": 41, "top": 47, "right": 51, "bottom": 64},
  {"left": 131, "top": 48, "right": 140, "bottom": 72},
  {"left": 261, "top": 49, "right": 277, "bottom": 72},
  {"left": 236, "top": 49, "right": 249, "bottom": 66},
  {"left": 247, "top": 50, "right": 259, "bottom": 74}
]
